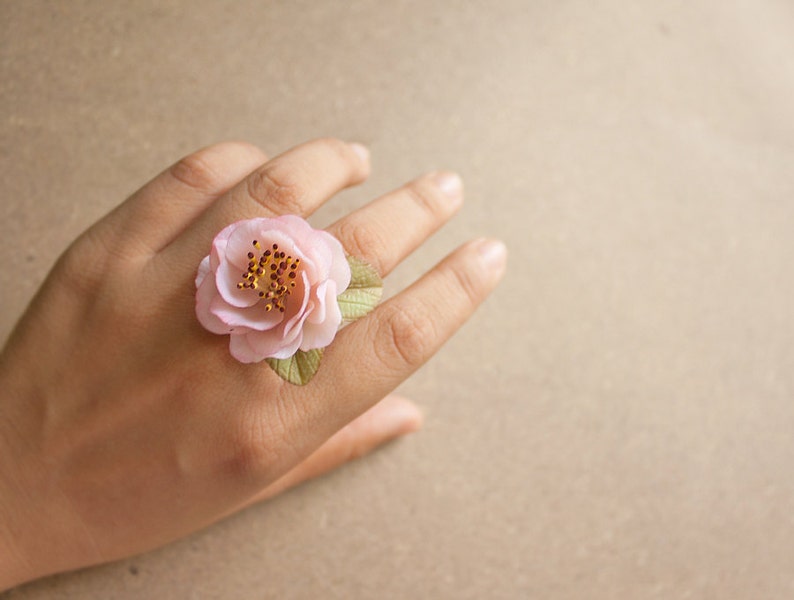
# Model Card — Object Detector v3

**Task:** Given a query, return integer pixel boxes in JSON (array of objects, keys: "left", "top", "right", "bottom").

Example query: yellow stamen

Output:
[{"left": 237, "top": 240, "right": 302, "bottom": 313}]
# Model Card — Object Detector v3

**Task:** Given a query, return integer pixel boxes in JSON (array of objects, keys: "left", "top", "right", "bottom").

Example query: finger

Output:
[
  {"left": 299, "top": 238, "right": 507, "bottom": 441},
  {"left": 161, "top": 137, "right": 370, "bottom": 268},
  {"left": 234, "top": 395, "right": 422, "bottom": 509},
  {"left": 102, "top": 142, "right": 268, "bottom": 255},
  {"left": 327, "top": 171, "right": 463, "bottom": 277}
]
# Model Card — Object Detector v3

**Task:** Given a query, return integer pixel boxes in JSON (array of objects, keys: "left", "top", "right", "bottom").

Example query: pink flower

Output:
[{"left": 195, "top": 215, "right": 351, "bottom": 363}]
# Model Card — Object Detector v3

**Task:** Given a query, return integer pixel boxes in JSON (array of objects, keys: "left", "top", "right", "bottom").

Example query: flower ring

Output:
[{"left": 195, "top": 215, "right": 382, "bottom": 384}]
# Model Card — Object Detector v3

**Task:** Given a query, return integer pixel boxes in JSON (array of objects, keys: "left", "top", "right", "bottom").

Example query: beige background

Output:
[{"left": 2, "top": 0, "right": 794, "bottom": 598}]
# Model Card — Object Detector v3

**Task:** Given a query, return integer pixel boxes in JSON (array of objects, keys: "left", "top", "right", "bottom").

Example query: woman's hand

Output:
[{"left": 0, "top": 138, "right": 506, "bottom": 589}]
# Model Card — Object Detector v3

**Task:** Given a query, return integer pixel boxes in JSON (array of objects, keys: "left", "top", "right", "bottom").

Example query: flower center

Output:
[{"left": 236, "top": 240, "right": 300, "bottom": 313}]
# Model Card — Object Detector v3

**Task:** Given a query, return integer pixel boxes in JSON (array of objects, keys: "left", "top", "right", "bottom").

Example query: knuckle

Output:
[
  {"left": 169, "top": 151, "right": 223, "bottom": 193},
  {"left": 246, "top": 164, "right": 304, "bottom": 215},
  {"left": 447, "top": 262, "right": 483, "bottom": 307},
  {"left": 55, "top": 227, "right": 126, "bottom": 295},
  {"left": 336, "top": 220, "right": 387, "bottom": 274},
  {"left": 55, "top": 254, "right": 102, "bottom": 297},
  {"left": 222, "top": 405, "right": 290, "bottom": 481},
  {"left": 222, "top": 435, "right": 273, "bottom": 481},
  {"left": 376, "top": 305, "right": 436, "bottom": 370},
  {"left": 314, "top": 137, "right": 350, "bottom": 159},
  {"left": 404, "top": 180, "right": 446, "bottom": 218}
]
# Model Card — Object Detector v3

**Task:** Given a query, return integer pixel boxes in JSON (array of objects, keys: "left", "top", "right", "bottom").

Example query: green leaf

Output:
[
  {"left": 338, "top": 255, "right": 383, "bottom": 323},
  {"left": 266, "top": 348, "right": 323, "bottom": 386}
]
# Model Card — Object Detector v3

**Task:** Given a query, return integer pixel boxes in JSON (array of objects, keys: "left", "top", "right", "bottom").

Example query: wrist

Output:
[
  {"left": 0, "top": 377, "right": 40, "bottom": 590},
  {"left": 0, "top": 459, "right": 39, "bottom": 591},
  {"left": 0, "top": 524, "right": 36, "bottom": 591}
]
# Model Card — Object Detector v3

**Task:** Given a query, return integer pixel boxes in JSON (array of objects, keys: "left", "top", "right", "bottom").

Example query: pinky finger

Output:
[{"left": 234, "top": 395, "right": 422, "bottom": 509}]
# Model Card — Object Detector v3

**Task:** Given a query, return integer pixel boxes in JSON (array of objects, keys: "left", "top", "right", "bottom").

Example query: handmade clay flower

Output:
[{"left": 195, "top": 215, "right": 352, "bottom": 364}]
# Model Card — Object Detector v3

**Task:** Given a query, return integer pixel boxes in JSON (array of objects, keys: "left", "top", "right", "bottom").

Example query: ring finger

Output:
[{"left": 327, "top": 170, "right": 464, "bottom": 278}]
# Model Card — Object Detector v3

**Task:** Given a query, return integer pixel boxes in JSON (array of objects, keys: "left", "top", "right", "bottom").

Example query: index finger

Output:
[{"left": 288, "top": 237, "right": 508, "bottom": 446}]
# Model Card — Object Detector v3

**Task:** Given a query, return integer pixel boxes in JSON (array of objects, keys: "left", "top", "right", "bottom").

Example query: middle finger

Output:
[{"left": 161, "top": 137, "right": 370, "bottom": 268}]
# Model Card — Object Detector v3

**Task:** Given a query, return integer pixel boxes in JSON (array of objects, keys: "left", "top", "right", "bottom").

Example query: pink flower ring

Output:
[{"left": 195, "top": 215, "right": 351, "bottom": 363}]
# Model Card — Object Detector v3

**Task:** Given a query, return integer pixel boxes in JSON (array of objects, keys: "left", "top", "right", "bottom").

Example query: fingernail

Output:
[
  {"left": 432, "top": 171, "right": 463, "bottom": 203},
  {"left": 384, "top": 397, "right": 424, "bottom": 434},
  {"left": 476, "top": 238, "right": 508, "bottom": 276},
  {"left": 394, "top": 404, "right": 424, "bottom": 434},
  {"left": 348, "top": 142, "right": 370, "bottom": 164}
]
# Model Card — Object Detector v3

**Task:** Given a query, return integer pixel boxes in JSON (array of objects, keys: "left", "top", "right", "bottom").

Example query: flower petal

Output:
[
  {"left": 229, "top": 334, "right": 261, "bottom": 363},
  {"left": 268, "top": 333, "right": 303, "bottom": 360},
  {"left": 196, "top": 256, "right": 211, "bottom": 288},
  {"left": 246, "top": 324, "right": 304, "bottom": 360},
  {"left": 300, "top": 279, "right": 341, "bottom": 351},
  {"left": 317, "top": 229, "right": 351, "bottom": 291},
  {"left": 210, "top": 294, "right": 283, "bottom": 331},
  {"left": 269, "top": 215, "right": 332, "bottom": 279},
  {"left": 196, "top": 277, "right": 233, "bottom": 334},
  {"left": 216, "top": 259, "right": 260, "bottom": 308},
  {"left": 283, "top": 270, "right": 312, "bottom": 340},
  {"left": 306, "top": 280, "right": 329, "bottom": 324},
  {"left": 210, "top": 222, "right": 237, "bottom": 271},
  {"left": 226, "top": 223, "right": 298, "bottom": 271}
]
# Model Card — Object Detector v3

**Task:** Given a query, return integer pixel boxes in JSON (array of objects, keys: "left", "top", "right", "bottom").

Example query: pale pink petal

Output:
[
  {"left": 300, "top": 280, "right": 341, "bottom": 350},
  {"left": 303, "top": 241, "right": 330, "bottom": 280},
  {"left": 226, "top": 224, "right": 297, "bottom": 271},
  {"left": 209, "top": 294, "right": 283, "bottom": 331},
  {"left": 229, "top": 334, "right": 261, "bottom": 363},
  {"left": 290, "top": 250, "right": 319, "bottom": 286},
  {"left": 306, "top": 280, "right": 329, "bottom": 324},
  {"left": 267, "top": 215, "right": 320, "bottom": 247},
  {"left": 274, "top": 298, "right": 314, "bottom": 350},
  {"left": 244, "top": 330, "right": 284, "bottom": 360},
  {"left": 195, "top": 277, "right": 232, "bottom": 334},
  {"left": 323, "top": 280, "right": 343, "bottom": 331},
  {"left": 216, "top": 260, "right": 259, "bottom": 308},
  {"left": 268, "top": 215, "right": 331, "bottom": 279},
  {"left": 213, "top": 221, "right": 238, "bottom": 244},
  {"left": 259, "top": 220, "right": 321, "bottom": 283},
  {"left": 223, "top": 219, "right": 268, "bottom": 267},
  {"left": 196, "top": 256, "right": 211, "bottom": 288},
  {"left": 283, "top": 271, "right": 311, "bottom": 339},
  {"left": 317, "top": 230, "right": 351, "bottom": 291},
  {"left": 246, "top": 324, "right": 304, "bottom": 360},
  {"left": 277, "top": 305, "right": 314, "bottom": 355},
  {"left": 210, "top": 222, "right": 237, "bottom": 271},
  {"left": 268, "top": 332, "right": 303, "bottom": 360}
]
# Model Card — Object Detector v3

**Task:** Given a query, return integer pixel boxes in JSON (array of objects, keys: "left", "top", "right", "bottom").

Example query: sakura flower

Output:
[{"left": 195, "top": 215, "right": 351, "bottom": 363}]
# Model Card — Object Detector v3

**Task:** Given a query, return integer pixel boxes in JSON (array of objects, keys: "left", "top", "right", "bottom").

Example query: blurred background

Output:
[{"left": 2, "top": 0, "right": 794, "bottom": 597}]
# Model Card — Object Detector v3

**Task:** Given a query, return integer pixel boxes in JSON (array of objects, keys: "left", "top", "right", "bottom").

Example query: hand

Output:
[{"left": 0, "top": 138, "right": 507, "bottom": 589}]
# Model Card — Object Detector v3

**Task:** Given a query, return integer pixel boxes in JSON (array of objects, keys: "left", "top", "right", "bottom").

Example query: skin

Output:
[{"left": 0, "top": 138, "right": 507, "bottom": 590}]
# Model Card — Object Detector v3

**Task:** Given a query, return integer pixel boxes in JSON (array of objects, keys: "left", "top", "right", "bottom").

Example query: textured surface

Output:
[{"left": 2, "top": 0, "right": 794, "bottom": 597}]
